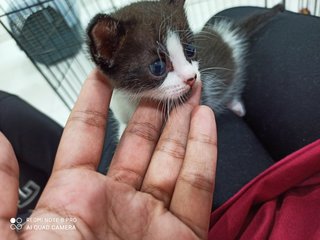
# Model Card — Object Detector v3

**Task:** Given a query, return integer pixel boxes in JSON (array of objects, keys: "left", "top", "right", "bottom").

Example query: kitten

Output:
[{"left": 87, "top": 0, "right": 283, "bottom": 136}]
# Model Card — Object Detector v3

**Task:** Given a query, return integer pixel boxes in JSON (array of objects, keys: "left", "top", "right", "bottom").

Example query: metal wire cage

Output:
[{"left": 0, "top": 0, "right": 319, "bottom": 110}]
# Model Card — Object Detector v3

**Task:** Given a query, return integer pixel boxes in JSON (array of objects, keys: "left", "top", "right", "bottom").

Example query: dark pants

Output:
[
  {"left": 1, "top": 7, "right": 319, "bottom": 216},
  {"left": 213, "top": 7, "right": 320, "bottom": 208},
  {"left": 0, "top": 92, "right": 62, "bottom": 217}
]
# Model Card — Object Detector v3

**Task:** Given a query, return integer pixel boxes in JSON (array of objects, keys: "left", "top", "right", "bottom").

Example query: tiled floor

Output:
[{"left": 0, "top": 0, "right": 306, "bottom": 127}]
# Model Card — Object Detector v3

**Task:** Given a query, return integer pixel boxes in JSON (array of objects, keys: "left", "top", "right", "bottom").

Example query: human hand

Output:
[{"left": 0, "top": 69, "right": 217, "bottom": 240}]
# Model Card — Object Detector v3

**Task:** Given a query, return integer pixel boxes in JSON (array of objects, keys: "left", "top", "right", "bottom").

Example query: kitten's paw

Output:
[{"left": 228, "top": 99, "right": 246, "bottom": 117}]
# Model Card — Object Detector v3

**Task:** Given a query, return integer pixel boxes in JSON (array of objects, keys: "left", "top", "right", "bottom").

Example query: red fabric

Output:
[{"left": 209, "top": 139, "right": 320, "bottom": 240}]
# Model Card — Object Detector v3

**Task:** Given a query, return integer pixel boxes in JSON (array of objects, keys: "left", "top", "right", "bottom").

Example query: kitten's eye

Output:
[
  {"left": 149, "top": 59, "right": 166, "bottom": 76},
  {"left": 184, "top": 44, "right": 196, "bottom": 58}
]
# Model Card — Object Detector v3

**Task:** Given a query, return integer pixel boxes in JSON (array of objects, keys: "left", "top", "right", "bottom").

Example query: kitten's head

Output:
[{"left": 87, "top": 0, "right": 200, "bottom": 102}]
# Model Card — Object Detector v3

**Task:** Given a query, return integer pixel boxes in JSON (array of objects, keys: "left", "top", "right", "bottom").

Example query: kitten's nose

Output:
[{"left": 185, "top": 74, "right": 197, "bottom": 87}]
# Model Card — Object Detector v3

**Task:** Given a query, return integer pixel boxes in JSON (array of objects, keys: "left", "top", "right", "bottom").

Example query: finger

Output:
[
  {"left": 54, "top": 68, "right": 113, "bottom": 171},
  {"left": 141, "top": 82, "right": 202, "bottom": 206},
  {"left": 107, "top": 99, "right": 164, "bottom": 189},
  {"left": 0, "top": 132, "right": 19, "bottom": 227},
  {"left": 170, "top": 106, "right": 217, "bottom": 239}
]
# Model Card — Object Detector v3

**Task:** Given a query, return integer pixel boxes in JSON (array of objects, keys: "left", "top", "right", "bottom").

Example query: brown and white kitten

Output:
[{"left": 87, "top": 0, "right": 283, "bottom": 137}]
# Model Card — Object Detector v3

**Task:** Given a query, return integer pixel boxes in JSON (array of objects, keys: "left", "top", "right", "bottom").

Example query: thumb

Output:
[{"left": 0, "top": 132, "right": 19, "bottom": 237}]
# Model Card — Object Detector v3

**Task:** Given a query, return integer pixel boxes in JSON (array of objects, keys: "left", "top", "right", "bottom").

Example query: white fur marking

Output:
[
  {"left": 151, "top": 30, "right": 200, "bottom": 99},
  {"left": 228, "top": 98, "right": 246, "bottom": 117},
  {"left": 210, "top": 20, "right": 246, "bottom": 66},
  {"left": 166, "top": 31, "right": 197, "bottom": 82}
]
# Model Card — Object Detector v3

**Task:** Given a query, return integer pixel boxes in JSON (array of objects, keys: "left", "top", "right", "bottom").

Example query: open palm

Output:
[{"left": 0, "top": 69, "right": 217, "bottom": 240}]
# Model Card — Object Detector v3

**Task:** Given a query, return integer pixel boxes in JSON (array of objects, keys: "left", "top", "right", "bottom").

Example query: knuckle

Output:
[
  {"left": 188, "top": 132, "right": 217, "bottom": 146},
  {"left": 142, "top": 184, "right": 171, "bottom": 204},
  {"left": 155, "top": 137, "right": 186, "bottom": 160},
  {"left": 126, "top": 121, "right": 159, "bottom": 142},
  {"left": 68, "top": 110, "right": 107, "bottom": 128},
  {"left": 109, "top": 167, "right": 143, "bottom": 188},
  {"left": 178, "top": 171, "right": 213, "bottom": 193}
]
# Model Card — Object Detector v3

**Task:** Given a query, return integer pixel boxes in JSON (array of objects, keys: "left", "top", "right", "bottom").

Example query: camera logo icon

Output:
[{"left": 10, "top": 217, "right": 23, "bottom": 231}]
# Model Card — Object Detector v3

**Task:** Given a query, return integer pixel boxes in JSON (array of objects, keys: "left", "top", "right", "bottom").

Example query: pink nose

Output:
[{"left": 185, "top": 74, "right": 197, "bottom": 87}]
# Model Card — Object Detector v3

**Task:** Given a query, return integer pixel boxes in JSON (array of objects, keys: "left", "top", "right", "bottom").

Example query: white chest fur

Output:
[{"left": 110, "top": 90, "right": 138, "bottom": 137}]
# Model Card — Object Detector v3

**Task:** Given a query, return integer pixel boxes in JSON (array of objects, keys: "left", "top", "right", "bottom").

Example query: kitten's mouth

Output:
[
  {"left": 140, "top": 85, "right": 193, "bottom": 106},
  {"left": 160, "top": 88, "right": 192, "bottom": 114},
  {"left": 170, "top": 87, "right": 192, "bottom": 105},
  {"left": 180, "top": 88, "right": 192, "bottom": 101}
]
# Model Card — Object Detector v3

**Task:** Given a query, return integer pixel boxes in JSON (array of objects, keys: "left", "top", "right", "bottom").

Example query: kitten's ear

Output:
[{"left": 87, "top": 14, "right": 126, "bottom": 68}]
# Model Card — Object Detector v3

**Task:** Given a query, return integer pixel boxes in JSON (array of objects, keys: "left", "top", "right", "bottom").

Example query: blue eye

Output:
[
  {"left": 184, "top": 44, "right": 196, "bottom": 58},
  {"left": 149, "top": 59, "right": 166, "bottom": 76}
]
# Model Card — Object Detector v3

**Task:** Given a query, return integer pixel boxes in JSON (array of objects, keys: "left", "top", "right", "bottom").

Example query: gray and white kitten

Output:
[{"left": 87, "top": 0, "right": 283, "bottom": 136}]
